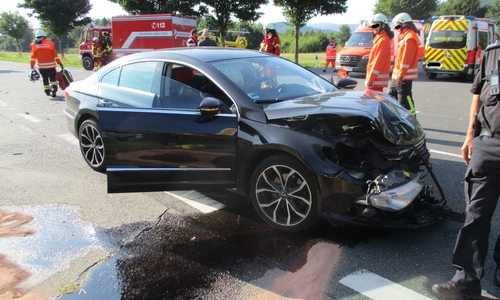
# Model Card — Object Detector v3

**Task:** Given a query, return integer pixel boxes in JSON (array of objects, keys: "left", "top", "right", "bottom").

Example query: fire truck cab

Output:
[
  {"left": 423, "top": 15, "right": 497, "bottom": 80},
  {"left": 79, "top": 14, "right": 197, "bottom": 71}
]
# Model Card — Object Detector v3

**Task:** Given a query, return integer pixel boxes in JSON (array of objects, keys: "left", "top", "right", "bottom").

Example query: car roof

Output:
[{"left": 118, "top": 47, "right": 272, "bottom": 65}]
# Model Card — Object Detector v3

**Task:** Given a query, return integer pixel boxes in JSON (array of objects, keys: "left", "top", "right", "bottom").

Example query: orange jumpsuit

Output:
[
  {"left": 30, "top": 38, "right": 62, "bottom": 95},
  {"left": 324, "top": 43, "right": 337, "bottom": 69},
  {"left": 365, "top": 31, "right": 391, "bottom": 91}
]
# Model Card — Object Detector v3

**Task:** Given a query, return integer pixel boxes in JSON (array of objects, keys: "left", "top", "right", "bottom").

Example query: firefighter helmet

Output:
[
  {"left": 28, "top": 69, "right": 40, "bottom": 82},
  {"left": 93, "top": 37, "right": 99, "bottom": 42},
  {"left": 35, "top": 30, "right": 46, "bottom": 38},
  {"left": 370, "top": 13, "right": 388, "bottom": 25},
  {"left": 393, "top": 12, "right": 413, "bottom": 24}
]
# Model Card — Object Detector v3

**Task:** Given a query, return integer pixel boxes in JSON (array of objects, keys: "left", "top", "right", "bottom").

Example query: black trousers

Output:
[
  {"left": 451, "top": 135, "right": 500, "bottom": 285},
  {"left": 389, "top": 80, "right": 416, "bottom": 115},
  {"left": 39, "top": 68, "right": 57, "bottom": 93}
]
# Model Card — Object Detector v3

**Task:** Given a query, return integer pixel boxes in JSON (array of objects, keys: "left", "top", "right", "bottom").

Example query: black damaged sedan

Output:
[{"left": 64, "top": 48, "right": 460, "bottom": 232}]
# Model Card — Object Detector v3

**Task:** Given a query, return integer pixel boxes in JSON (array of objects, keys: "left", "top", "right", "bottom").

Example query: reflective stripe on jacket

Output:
[
  {"left": 392, "top": 29, "right": 419, "bottom": 81},
  {"left": 259, "top": 35, "right": 281, "bottom": 56},
  {"left": 30, "top": 39, "right": 61, "bottom": 69},
  {"left": 366, "top": 31, "right": 391, "bottom": 89}
]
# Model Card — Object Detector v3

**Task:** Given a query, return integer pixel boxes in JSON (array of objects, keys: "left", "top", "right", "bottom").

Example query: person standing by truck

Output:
[
  {"left": 259, "top": 24, "right": 280, "bottom": 56},
  {"left": 389, "top": 12, "right": 419, "bottom": 115},
  {"left": 30, "top": 30, "right": 63, "bottom": 97},
  {"left": 365, "top": 14, "right": 393, "bottom": 92},
  {"left": 92, "top": 37, "right": 104, "bottom": 71},
  {"left": 101, "top": 31, "right": 113, "bottom": 65},
  {"left": 187, "top": 29, "right": 199, "bottom": 47},
  {"left": 323, "top": 40, "right": 337, "bottom": 72}
]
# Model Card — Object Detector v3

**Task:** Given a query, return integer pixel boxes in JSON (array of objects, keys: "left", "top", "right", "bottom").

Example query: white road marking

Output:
[
  {"left": 339, "top": 269, "right": 431, "bottom": 300},
  {"left": 429, "top": 149, "right": 462, "bottom": 158},
  {"left": 17, "top": 113, "right": 42, "bottom": 123},
  {"left": 166, "top": 190, "right": 225, "bottom": 213}
]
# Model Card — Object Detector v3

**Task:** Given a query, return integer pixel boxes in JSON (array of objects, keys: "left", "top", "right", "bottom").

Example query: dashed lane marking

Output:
[
  {"left": 165, "top": 190, "right": 225, "bottom": 213},
  {"left": 339, "top": 269, "right": 432, "bottom": 300}
]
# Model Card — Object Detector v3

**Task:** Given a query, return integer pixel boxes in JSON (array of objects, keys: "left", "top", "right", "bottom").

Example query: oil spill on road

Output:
[{"left": 59, "top": 199, "right": 393, "bottom": 300}]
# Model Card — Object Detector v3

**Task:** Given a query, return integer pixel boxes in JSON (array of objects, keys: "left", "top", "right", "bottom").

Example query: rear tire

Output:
[
  {"left": 427, "top": 73, "right": 437, "bottom": 79},
  {"left": 250, "top": 154, "right": 318, "bottom": 232},
  {"left": 78, "top": 118, "right": 106, "bottom": 172}
]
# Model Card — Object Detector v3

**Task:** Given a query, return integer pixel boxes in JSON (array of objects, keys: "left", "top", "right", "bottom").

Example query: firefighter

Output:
[
  {"left": 186, "top": 29, "right": 199, "bottom": 47},
  {"left": 389, "top": 12, "right": 419, "bottom": 115},
  {"left": 323, "top": 40, "right": 337, "bottom": 72},
  {"left": 365, "top": 13, "right": 394, "bottom": 92},
  {"left": 92, "top": 37, "right": 104, "bottom": 71},
  {"left": 101, "top": 31, "right": 113, "bottom": 65},
  {"left": 259, "top": 24, "right": 280, "bottom": 56},
  {"left": 30, "top": 30, "right": 63, "bottom": 97}
]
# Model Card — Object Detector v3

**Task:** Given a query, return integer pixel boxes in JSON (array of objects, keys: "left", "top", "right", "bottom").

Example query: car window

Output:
[
  {"left": 119, "top": 61, "right": 158, "bottom": 93},
  {"left": 210, "top": 56, "right": 337, "bottom": 103},
  {"left": 101, "top": 67, "right": 121, "bottom": 85},
  {"left": 153, "top": 64, "right": 234, "bottom": 113}
]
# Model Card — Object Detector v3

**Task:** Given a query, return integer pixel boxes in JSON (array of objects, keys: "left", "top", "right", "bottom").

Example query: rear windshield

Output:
[
  {"left": 345, "top": 32, "right": 373, "bottom": 47},
  {"left": 428, "top": 30, "right": 467, "bottom": 49}
]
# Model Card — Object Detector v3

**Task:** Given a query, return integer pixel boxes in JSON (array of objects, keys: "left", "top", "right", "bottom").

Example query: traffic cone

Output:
[{"left": 338, "top": 66, "right": 349, "bottom": 79}]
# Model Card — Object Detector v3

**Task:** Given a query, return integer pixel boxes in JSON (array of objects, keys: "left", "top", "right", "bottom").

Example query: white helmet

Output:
[
  {"left": 93, "top": 37, "right": 99, "bottom": 42},
  {"left": 35, "top": 29, "right": 46, "bottom": 38},
  {"left": 393, "top": 12, "right": 412, "bottom": 24},
  {"left": 371, "top": 13, "right": 388, "bottom": 25}
]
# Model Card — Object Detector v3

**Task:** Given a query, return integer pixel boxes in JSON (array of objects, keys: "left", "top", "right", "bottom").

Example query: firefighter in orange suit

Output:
[
  {"left": 323, "top": 41, "right": 337, "bottom": 72},
  {"left": 389, "top": 12, "right": 420, "bottom": 115},
  {"left": 365, "top": 14, "right": 394, "bottom": 92},
  {"left": 30, "top": 30, "right": 63, "bottom": 97},
  {"left": 259, "top": 24, "right": 280, "bottom": 56}
]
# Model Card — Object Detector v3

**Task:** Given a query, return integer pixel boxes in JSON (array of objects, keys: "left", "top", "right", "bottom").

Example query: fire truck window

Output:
[{"left": 428, "top": 30, "right": 467, "bottom": 49}]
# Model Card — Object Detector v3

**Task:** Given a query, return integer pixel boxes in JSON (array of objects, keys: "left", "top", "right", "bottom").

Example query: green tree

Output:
[
  {"left": 18, "top": 0, "right": 92, "bottom": 57},
  {"left": 0, "top": 11, "right": 30, "bottom": 55},
  {"left": 201, "top": 0, "right": 268, "bottom": 46},
  {"left": 486, "top": 0, "right": 500, "bottom": 24},
  {"left": 110, "top": 0, "right": 204, "bottom": 16},
  {"left": 374, "top": 0, "right": 437, "bottom": 20},
  {"left": 333, "top": 24, "right": 351, "bottom": 48},
  {"left": 436, "top": 0, "right": 487, "bottom": 17},
  {"left": 274, "top": 0, "right": 347, "bottom": 63}
]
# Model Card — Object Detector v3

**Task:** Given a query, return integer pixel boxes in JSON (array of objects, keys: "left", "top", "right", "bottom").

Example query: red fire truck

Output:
[{"left": 79, "top": 14, "right": 197, "bottom": 70}]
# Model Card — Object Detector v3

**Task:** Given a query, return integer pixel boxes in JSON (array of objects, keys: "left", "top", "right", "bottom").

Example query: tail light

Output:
[
  {"left": 465, "top": 50, "right": 476, "bottom": 65},
  {"left": 64, "top": 90, "right": 69, "bottom": 101}
]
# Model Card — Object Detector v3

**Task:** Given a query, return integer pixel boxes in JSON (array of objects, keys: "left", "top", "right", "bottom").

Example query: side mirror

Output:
[
  {"left": 200, "top": 97, "right": 222, "bottom": 118},
  {"left": 336, "top": 78, "right": 358, "bottom": 89}
]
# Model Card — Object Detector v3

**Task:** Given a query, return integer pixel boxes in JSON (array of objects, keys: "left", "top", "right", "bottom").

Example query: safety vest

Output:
[
  {"left": 392, "top": 29, "right": 419, "bottom": 81},
  {"left": 366, "top": 31, "right": 391, "bottom": 89},
  {"left": 326, "top": 43, "right": 337, "bottom": 60},
  {"left": 259, "top": 35, "right": 281, "bottom": 56},
  {"left": 30, "top": 39, "right": 62, "bottom": 69}
]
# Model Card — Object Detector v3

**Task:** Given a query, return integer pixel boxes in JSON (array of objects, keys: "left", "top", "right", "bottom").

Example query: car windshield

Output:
[
  {"left": 428, "top": 30, "right": 467, "bottom": 49},
  {"left": 209, "top": 56, "right": 338, "bottom": 103},
  {"left": 345, "top": 31, "right": 373, "bottom": 46}
]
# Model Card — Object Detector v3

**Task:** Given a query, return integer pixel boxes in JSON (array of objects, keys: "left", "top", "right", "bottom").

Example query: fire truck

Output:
[
  {"left": 79, "top": 14, "right": 197, "bottom": 70},
  {"left": 423, "top": 15, "right": 497, "bottom": 80},
  {"left": 335, "top": 20, "right": 425, "bottom": 74}
]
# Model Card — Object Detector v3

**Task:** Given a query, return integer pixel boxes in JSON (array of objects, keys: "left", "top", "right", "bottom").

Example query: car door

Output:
[{"left": 98, "top": 61, "right": 238, "bottom": 193}]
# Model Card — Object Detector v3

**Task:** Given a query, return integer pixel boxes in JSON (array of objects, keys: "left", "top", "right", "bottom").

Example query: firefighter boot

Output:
[
  {"left": 44, "top": 89, "right": 50, "bottom": 96},
  {"left": 50, "top": 85, "right": 57, "bottom": 97}
]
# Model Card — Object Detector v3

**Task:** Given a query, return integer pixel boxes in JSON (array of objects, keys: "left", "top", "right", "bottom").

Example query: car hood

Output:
[{"left": 263, "top": 90, "right": 424, "bottom": 145}]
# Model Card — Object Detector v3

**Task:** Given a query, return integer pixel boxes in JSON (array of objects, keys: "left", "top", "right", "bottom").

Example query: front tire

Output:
[
  {"left": 78, "top": 118, "right": 106, "bottom": 172},
  {"left": 82, "top": 56, "right": 94, "bottom": 71},
  {"left": 250, "top": 154, "right": 318, "bottom": 232}
]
